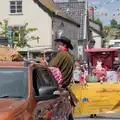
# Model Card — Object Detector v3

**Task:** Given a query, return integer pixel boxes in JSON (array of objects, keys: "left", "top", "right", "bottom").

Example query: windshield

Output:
[{"left": 0, "top": 68, "right": 28, "bottom": 99}]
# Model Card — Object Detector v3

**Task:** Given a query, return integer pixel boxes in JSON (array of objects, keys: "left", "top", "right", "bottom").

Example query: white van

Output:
[{"left": 108, "top": 39, "right": 120, "bottom": 48}]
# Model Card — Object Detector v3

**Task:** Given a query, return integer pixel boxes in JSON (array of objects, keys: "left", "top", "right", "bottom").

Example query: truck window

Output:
[
  {"left": 0, "top": 68, "right": 28, "bottom": 98},
  {"left": 33, "top": 67, "right": 57, "bottom": 88}
]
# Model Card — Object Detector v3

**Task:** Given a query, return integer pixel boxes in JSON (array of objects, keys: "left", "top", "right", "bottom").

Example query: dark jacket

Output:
[{"left": 48, "top": 51, "right": 74, "bottom": 88}]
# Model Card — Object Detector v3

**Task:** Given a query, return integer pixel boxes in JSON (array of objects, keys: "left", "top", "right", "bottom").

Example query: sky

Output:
[{"left": 88, "top": 0, "right": 120, "bottom": 25}]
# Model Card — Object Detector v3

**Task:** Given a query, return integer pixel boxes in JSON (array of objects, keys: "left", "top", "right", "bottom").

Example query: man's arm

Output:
[
  {"left": 48, "top": 53, "right": 61, "bottom": 67},
  {"left": 9, "top": 49, "right": 23, "bottom": 61}
]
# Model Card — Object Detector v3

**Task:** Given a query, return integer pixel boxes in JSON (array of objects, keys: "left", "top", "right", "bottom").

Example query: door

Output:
[{"left": 32, "top": 67, "right": 71, "bottom": 120}]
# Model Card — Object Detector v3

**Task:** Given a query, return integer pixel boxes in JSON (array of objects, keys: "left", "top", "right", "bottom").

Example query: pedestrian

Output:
[
  {"left": 48, "top": 36, "right": 78, "bottom": 107},
  {"left": 72, "top": 61, "right": 81, "bottom": 83},
  {"left": 79, "top": 67, "right": 84, "bottom": 83}
]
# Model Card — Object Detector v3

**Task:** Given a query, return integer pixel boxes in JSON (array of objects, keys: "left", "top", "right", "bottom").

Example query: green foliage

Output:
[
  {"left": 0, "top": 19, "right": 8, "bottom": 37},
  {"left": 110, "top": 19, "right": 118, "bottom": 28},
  {"left": 104, "top": 26, "right": 112, "bottom": 30},
  {"left": 12, "top": 23, "right": 39, "bottom": 48},
  {"left": 94, "top": 18, "right": 102, "bottom": 25},
  {"left": 116, "top": 24, "right": 120, "bottom": 29},
  {"left": 103, "top": 19, "right": 120, "bottom": 42},
  {"left": 103, "top": 26, "right": 112, "bottom": 37},
  {"left": 0, "top": 20, "right": 39, "bottom": 48}
]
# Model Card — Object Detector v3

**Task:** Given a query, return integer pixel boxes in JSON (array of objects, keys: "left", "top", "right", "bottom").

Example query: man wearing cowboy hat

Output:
[
  {"left": 48, "top": 36, "right": 74, "bottom": 88},
  {"left": 49, "top": 36, "right": 79, "bottom": 108}
]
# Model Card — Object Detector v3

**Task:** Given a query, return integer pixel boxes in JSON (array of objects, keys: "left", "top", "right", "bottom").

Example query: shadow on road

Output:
[{"left": 74, "top": 114, "right": 120, "bottom": 119}]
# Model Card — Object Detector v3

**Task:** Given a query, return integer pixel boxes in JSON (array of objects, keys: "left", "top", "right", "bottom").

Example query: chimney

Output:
[{"left": 88, "top": 6, "right": 94, "bottom": 20}]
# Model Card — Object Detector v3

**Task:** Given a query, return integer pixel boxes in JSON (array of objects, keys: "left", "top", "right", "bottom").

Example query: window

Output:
[
  {"left": 0, "top": 68, "right": 28, "bottom": 98},
  {"left": 10, "top": 1, "right": 22, "bottom": 14},
  {"left": 8, "top": 25, "right": 24, "bottom": 44},
  {"left": 33, "top": 68, "right": 57, "bottom": 87},
  {"left": 32, "top": 68, "right": 58, "bottom": 96},
  {"left": 40, "top": 68, "right": 58, "bottom": 86},
  {"left": 8, "top": 25, "right": 24, "bottom": 36}
]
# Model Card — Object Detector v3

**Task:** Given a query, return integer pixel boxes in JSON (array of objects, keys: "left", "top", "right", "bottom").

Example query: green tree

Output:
[
  {"left": 94, "top": 18, "right": 102, "bottom": 25},
  {"left": 110, "top": 19, "right": 117, "bottom": 28},
  {"left": 0, "top": 19, "right": 8, "bottom": 37},
  {"left": 0, "top": 20, "right": 39, "bottom": 48},
  {"left": 12, "top": 23, "right": 39, "bottom": 48},
  {"left": 103, "top": 26, "right": 112, "bottom": 37},
  {"left": 116, "top": 24, "right": 120, "bottom": 29}
]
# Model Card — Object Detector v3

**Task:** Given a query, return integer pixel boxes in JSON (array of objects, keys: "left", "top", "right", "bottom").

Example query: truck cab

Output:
[{"left": 0, "top": 61, "right": 73, "bottom": 120}]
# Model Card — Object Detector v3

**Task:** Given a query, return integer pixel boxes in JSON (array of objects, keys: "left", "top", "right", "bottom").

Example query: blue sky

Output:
[{"left": 88, "top": 0, "right": 120, "bottom": 26}]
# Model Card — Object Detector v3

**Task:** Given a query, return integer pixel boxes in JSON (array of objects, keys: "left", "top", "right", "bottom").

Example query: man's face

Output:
[{"left": 56, "top": 41, "right": 66, "bottom": 51}]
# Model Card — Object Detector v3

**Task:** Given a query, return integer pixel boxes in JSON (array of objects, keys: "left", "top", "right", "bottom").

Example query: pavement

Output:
[{"left": 74, "top": 113, "right": 120, "bottom": 120}]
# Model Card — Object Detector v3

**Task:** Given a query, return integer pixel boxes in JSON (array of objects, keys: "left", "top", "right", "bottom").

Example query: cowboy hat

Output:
[{"left": 54, "top": 36, "right": 73, "bottom": 50}]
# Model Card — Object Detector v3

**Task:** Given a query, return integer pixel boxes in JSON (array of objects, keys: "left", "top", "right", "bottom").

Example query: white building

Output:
[
  {"left": 89, "top": 19, "right": 104, "bottom": 48},
  {"left": 0, "top": 0, "right": 79, "bottom": 59}
]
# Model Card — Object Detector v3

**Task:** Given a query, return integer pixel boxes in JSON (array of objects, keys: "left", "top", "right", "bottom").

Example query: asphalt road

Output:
[{"left": 74, "top": 113, "right": 120, "bottom": 120}]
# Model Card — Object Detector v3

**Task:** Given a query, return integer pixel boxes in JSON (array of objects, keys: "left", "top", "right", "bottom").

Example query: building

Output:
[
  {"left": 54, "top": 0, "right": 89, "bottom": 60},
  {"left": 88, "top": 6, "right": 94, "bottom": 20},
  {"left": 0, "top": 0, "right": 79, "bottom": 59},
  {"left": 89, "top": 19, "right": 104, "bottom": 48}
]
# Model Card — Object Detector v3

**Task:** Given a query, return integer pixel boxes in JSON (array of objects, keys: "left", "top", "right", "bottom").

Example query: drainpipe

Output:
[
  {"left": 82, "top": 0, "right": 88, "bottom": 61},
  {"left": 83, "top": 0, "right": 88, "bottom": 40}
]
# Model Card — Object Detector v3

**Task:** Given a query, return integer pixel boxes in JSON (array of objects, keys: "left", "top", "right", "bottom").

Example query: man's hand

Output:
[
  {"left": 9, "top": 49, "right": 19, "bottom": 57},
  {"left": 8, "top": 49, "right": 23, "bottom": 61}
]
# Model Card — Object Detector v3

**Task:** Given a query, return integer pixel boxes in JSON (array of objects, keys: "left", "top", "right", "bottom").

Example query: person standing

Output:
[{"left": 72, "top": 62, "right": 81, "bottom": 83}]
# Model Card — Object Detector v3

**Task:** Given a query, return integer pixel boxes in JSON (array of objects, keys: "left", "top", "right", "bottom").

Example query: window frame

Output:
[
  {"left": 32, "top": 67, "right": 58, "bottom": 86},
  {"left": 32, "top": 67, "right": 58, "bottom": 96},
  {"left": 0, "top": 67, "right": 28, "bottom": 99},
  {"left": 9, "top": 0, "right": 23, "bottom": 15}
]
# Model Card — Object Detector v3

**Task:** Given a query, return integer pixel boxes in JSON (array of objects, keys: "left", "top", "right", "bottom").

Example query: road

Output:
[{"left": 74, "top": 113, "right": 120, "bottom": 120}]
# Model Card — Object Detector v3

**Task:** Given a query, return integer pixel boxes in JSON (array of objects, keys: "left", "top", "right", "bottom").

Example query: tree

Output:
[
  {"left": 103, "top": 26, "right": 112, "bottom": 38},
  {"left": 116, "top": 24, "right": 120, "bottom": 29},
  {"left": 94, "top": 18, "right": 102, "bottom": 25},
  {"left": 0, "top": 20, "right": 39, "bottom": 48},
  {"left": 106, "top": 28, "right": 120, "bottom": 40},
  {"left": 110, "top": 19, "right": 118, "bottom": 28},
  {"left": 11, "top": 23, "right": 39, "bottom": 48},
  {"left": 0, "top": 19, "right": 8, "bottom": 37}
]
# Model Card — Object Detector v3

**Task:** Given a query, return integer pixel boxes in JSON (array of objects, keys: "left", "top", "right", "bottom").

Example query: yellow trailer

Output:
[{"left": 71, "top": 48, "right": 120, "bottom": 115}]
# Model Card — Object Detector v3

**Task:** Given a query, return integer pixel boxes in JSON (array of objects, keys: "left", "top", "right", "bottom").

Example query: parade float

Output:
[
  {"left": 71, "top": 47, "right": 120, "bottom": 115},
  {"left": 0, "top": 46, "right": 74, "bottom": 120}
]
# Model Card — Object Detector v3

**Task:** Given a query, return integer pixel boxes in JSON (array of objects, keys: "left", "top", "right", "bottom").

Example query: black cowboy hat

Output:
[{"left": 54, "top": 36, "right": 73, "bottom": 50}]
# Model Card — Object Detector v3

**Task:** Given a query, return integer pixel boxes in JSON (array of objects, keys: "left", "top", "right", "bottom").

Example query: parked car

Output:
[{"left": 0, "top": 61, "right": 73, "bottom": 120}]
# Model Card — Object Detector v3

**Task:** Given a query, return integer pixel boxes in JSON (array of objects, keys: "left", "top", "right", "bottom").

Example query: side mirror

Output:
[
  {"left": 53, "top": 90, "right": 60, "bottom": 96},
  {"left": 35, "top": 86, "right": 60, "bottom": 102}
]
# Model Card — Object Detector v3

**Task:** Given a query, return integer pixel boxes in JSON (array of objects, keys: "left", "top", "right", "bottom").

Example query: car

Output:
[{"left": 0, "top": 61, "right": 73, "bottom": 120}]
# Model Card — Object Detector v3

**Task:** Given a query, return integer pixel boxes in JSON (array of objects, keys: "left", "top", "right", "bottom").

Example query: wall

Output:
[
  {"left": 92, "top": 31, "right": 102, "bottom": 48},
  {"left": 52, "top": 17, "right": 79, "bottom": 59},
  {"left": 0, "top": 0, "right": 52, "bottom": 52},
  {"left": 89, "top": 20, "right": 103, "bottom": 48}
]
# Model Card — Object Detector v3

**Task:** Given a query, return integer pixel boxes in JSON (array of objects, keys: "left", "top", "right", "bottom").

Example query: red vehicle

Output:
[{"left": 85, "top": 48, "right": 119, "bottom": 70}]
